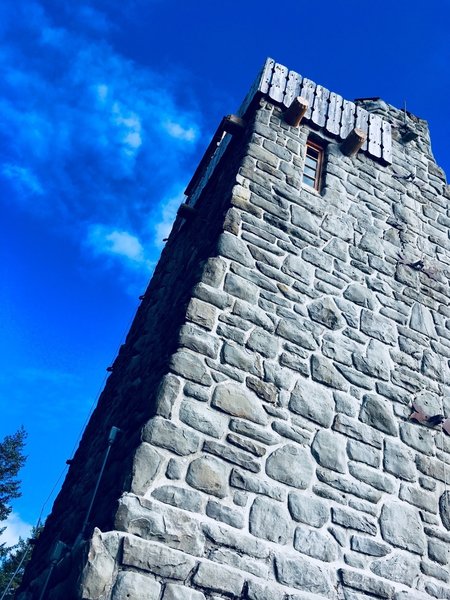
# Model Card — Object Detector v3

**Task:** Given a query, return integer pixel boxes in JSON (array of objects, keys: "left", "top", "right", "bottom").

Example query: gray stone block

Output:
[
  {"left": 370, "top": 552, "right": 420, "bottom": 586},
  {"left": 122, "top": 536, "right": 196, "bottom": 579},
  {"left": 112, "top": 572, "right": 161, "bottom": 600},
  {"left": 212, "top": 382, "right": 268, "bottom": 425},
  {"left": 289, "top": 378, "right": 335, "bottom": 427},
  {"left": 311, "top": 430, "right": 347, "bottom": 473},
  {"left": 163, "top": 583, "right": 205, "bottom": 600},
  {"left": 294, "top": 525, "right": 338, "bottom": 562},
  {"left": 360, "top": 310, "right": 397, "bottom": 345},
  {"left": 152, "top": 485, "right": 203, "bottom": 512},
  {"left": 266, "top": 444, "right": 313, "bottom": 489},
  {"left": 308, "top": 297, "right": 344, "bottom": 330},
  {"left": 130, "top": 443, "right": 162, "bottom": 495},
  {"left": 359, "top": 395, "right": 397, "bottom": 436},
  {"left": 179, "top": 400, "right": 226, "bottom": 439},
  {"left": 217, "top": 232, "right": 254, "bottom": 267},
  {"left": 388, "top": 440, "right": 421, "bottom": 483},
  {"left": 311, "top": 354, "right": 349, "bottom": 391},
  {"left": 192, "top": 561, "right": 245, "bottom": 597},
  {"left": 143, "top": 417, "right": 200, "bottom": 456},
  {"left": 169, "top": 349, "right": 213, "bottom": 385},
  {"left": 380, "top": 501, "right": 426, "bottom": 554},
  {"left": 230, "top": 468, "right": 285, "bottom": 501},
  {"left": 206, "top": 500, "right": 244, "bottom": 528},
  {"left": 288, "top": 492, "right": 329, "bottom": 527},
  {"left": 249, "top": 496, "right": 291, "bottom": 544},
  {"left": 186, "top": 456, "right": 229, "bottom": 498},
  {"left": 351, "top": 535, "right": 390, "bottom": 557},
  {"left": 331, "top": 506, "right": 377, "bottom": 535},
  {"left": 275, "top": 552, "right": 334, "bottom": 596}
]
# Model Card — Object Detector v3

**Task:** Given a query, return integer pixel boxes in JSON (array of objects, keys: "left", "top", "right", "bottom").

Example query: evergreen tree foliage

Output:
[
  {"left": 0, "top": 428, "right": 28, "bottom": 598},
  {"left": 0, "top": 428, "right": 27, "bottom": 524}
]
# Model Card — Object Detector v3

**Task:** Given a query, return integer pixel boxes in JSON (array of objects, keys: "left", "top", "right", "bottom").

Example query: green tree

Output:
[
  {"left": 0, "top": 428, "right": 27, "bottom": 525},
  {"left": 0, "top": 428, "right": 28, "bottom": 599}
]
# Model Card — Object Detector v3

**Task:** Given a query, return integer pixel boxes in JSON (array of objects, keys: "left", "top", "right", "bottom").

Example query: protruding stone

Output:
[
  {"left": 409, "top": 302, "right": 437, "bottom": 338},
  {"left": 311, "top": 430, "right": 347, "bottom": 473},
  {"left": 294, "top": 525, "right": 338, "bottom": 562},
  {"left": 152, "top": 485, "right": 202, "bottom": 512},
  {"left": 169, "top": 350, "right": 213, "bottom": 386},
  {"left": 249, "top": 496, "right": 291, "bottom": 544},
  {"left": 288, "top": 492, "right": 329, "bottom": 528},
  {"left": 380, "top": 501, "right": 426, "bottom": 554},
  {"left": 360, "top": 310, "right": 397, "bottom": 345},
  {"left": 186, "top": 456, "right": 229, "bottom": 498},
  {"left": 130, "top": 443, "right": 162, "bottom": 495},
  {"left": 275, "top": 553, "right": 334, "bottom": 596},
  {"left": 311, "top": 354, "right": 348, "bottom": 391},
  {"left": 359, "top": 395, "right": 397, "bottom": 436},
  {"left": 122, "top": 536, "right": 196, "bottom": 579},
  {"left": 439, "top": 491, "right": 450, "bottom": 530},
  {"left": 163, "top": 584, "right": 205, "bottom": 600},
  {"left": 383, "top": 438, "right": 416, "bottom": 481},
  {"left": 112, "top": 572, "right": 161, "bottom": 600},
  {"left": 282, "top": 254, "right": 314, "bottom": 284},
  {"left": 217, "top": 232, "right": 254, "bottom": 267},
  {"left": 308, "top": 297, "right": 343, "bottom": 330},
  {"left": 266, "top": 445, "right": 314, "bottom": 489},
  {"left": 143, "top": 417, "right": 200, "bottom": 456},
  {"left": 193, "top": 561, "right": 245, "bottom": 597},
  {"left": 353, "top": 340, "right": 391, "bottom": 381},
  {"left": 212, "top": 382, "right": 267, "bottom": 425},
  {"left": 179, "top": 400, "right": 226, "bottom": 439},
  {"left": 370, "top": 552, "right": 420, "bottom": 586},
  {"left": 351, "top": 535, "right": 390, "bottom": 557},
  {"left": 289, "top": 378, "right": 335, "bottom": 427}
]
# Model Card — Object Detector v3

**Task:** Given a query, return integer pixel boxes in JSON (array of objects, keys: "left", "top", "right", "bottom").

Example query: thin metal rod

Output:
[
  {"left": 81, "top": 426, "right": 120, "bottom": 534},
  {"left": 0, "top": 546, "right": 30, "bottom": 600},
  {"left": 37, "top": 562, "right": 55, "bottom": 600}
]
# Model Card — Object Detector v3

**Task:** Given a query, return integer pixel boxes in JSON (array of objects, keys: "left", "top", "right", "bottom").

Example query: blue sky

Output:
[{"left": 1, "top": 0, "right": 449, "bottom": 543}]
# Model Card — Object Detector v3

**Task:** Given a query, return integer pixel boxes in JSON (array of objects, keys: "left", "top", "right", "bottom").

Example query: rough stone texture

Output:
[
  {"left": 275, "top": 553, "right": 334, "bottom": 596},
  {"left": 312, "top": 429, "right": 347, "bottom": 473},
  {"left": 265, "top": 444, "right": 314, "bottom": 489},
  {"left": 112, "top": 572, "right": 161, "bottom": 600},
  {"left": 211, "top": 382, "right": 267, "bottom": 425},
  {"left": 249, "top": 496, "right": 291, "bottom": 544},
  {"left": 289, "top": 378, "right": 335, "bottom": 426},
  {"left": 20, "top": 68, "right": 450, "bottom": 600},
  {"left": 186, "top": 456, "right": 229, "bottom": 498},
  {"left": 288, "top": 492, "right": 329, "bottom": 527},
  {"left": 380, "top": 501, "right": 426, "bottom": 554},
  {"left": 294, "top": 524, "right": 338, "bottom": 562}
]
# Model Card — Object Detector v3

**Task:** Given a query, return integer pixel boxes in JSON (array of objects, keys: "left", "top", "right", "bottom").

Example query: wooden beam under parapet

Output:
[
  {"left": 284, "top": 97, "right": 309, "bottom": 127},
  {"left": 185, "top": 115, "right": 246, "bottom": 196},
  {"left": 341, "top": 127, "right": 367, "bottom": 156}
]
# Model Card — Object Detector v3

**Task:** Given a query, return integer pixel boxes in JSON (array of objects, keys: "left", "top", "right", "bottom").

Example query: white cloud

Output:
[
  {"left": 0, "top": 512, "right": 32, "bottom": 547},
  {"left": 152, "top": 192, "right": 183, "bottom": 248},
  {"left": 0, "top": 0, "right": 203, "bottom": 276},
  {"left": 86, "top": 224, "right": 149, "bottom": 267},
  {"left": 2, "top": 163, "right": 44, "bottom": 196},
  {"left": 162, "top": 120, "right": 198, "bottom": 142}
]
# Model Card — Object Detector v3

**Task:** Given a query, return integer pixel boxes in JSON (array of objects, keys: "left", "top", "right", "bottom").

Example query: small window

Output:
[{"left": 302, "top": 140, "right": 324, "bottom": 191}]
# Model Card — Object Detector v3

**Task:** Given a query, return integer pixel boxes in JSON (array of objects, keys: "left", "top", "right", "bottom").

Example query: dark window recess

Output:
[{"left": 302, "top": 140, "right": 324, "bottom": 191}]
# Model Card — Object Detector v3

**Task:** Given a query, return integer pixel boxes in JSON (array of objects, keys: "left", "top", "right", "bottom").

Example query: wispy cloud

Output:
[
  {"left": 86, "top": 224, "right": 149, "bottom": 268},
  {"left": 0, "top": 0, "right": 202, "bottom": 285},
  {"left": 0, "top": 512, "right": 33, "bottom": 546},
  {"left": 152, "top": 192, "right": 184, "bottom": 248}
]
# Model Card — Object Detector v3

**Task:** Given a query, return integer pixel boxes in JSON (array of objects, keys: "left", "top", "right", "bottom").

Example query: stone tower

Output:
[{"left": 19, "top": 58, "right": 450, "bottom": 600}]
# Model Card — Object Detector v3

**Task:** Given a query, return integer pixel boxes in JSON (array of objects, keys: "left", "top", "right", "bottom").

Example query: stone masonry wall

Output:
[
  {"left": 18, "top": 126, "right": 248, "bottom": 598},
  {"left": 23, "top": 90, "right": 450, "bottom": 600},
  {"left": 92, "top": 98, "right": 450, "bottom": 600}
]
